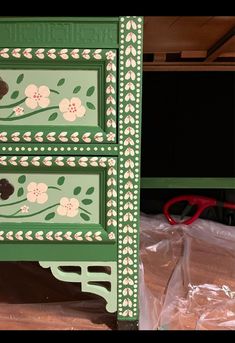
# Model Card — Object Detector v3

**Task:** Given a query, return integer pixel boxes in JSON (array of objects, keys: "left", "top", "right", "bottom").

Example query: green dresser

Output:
[{"left": 0, "top": 16, "right": 143, "bottom": 329}]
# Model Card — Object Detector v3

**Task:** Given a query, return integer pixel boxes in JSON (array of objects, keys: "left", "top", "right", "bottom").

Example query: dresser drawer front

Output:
[
  {"left": 0, "top": 48, "right": 116, "bottom": 144},
  {"left": 0, "top": 155, "right": 117, "bottom": 243}
]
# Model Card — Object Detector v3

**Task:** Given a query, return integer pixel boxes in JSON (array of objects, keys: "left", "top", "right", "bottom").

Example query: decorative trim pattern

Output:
[
  {"left": 0, "top": 229, "right": 113, "bottom": 242},
  {"left": 0, "top": 144, "right": 119, "bottom": 155},
  {"left": 0, "top": 156, "right": 117, "bottom": 242},
  {"left": 0, "top": 48, "right": 116, "bottom": 144},
  {"left": 39, "top": 261, "right": 117, "bottom": 313},
  {"left": 117, "top": 17, "right": 143, "bottom": 321}
]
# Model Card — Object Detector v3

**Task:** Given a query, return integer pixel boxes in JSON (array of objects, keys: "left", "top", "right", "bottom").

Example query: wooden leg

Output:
[{"left": 117, "top": 320, "right": 139, "bottom": 330}]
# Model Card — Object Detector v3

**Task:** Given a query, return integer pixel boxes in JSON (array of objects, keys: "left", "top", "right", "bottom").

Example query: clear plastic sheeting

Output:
[{"left": 139, "top": 213, "right": 235, "bottom": 330}]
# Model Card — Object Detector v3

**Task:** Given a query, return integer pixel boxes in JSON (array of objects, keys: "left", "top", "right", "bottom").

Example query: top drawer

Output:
[{"left": 0, "top": 48, "right": 117, "bottom": 144}]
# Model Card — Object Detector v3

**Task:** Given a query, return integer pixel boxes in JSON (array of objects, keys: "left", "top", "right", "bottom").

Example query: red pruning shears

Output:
[{"left": 163, "top": 195, "right": 235, "bottom": 225}]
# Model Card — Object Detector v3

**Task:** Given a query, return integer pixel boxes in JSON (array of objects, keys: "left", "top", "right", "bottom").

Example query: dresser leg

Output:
[{"left": 117, "top": 320, "right": 139, "bottom": 330}]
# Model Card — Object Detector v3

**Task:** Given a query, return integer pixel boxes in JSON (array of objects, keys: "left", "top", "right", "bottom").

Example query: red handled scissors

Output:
[{"left": 163, "top": 195, "right": 235, "bottom": 225}]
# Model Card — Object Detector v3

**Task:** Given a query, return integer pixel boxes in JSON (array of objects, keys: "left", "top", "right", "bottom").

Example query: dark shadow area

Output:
[{"left": 141, "top": 72, "right": 235, "bottom": 177}]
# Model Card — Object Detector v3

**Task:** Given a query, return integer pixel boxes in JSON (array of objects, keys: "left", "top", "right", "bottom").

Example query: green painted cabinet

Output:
[{"left": 0, "top": 16, "right": 143, "bottom": 329}]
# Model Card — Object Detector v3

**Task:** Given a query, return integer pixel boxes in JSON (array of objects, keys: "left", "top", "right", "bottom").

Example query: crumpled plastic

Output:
[{"left": 139, "top": 213, "right": 235, "bottom": 330}]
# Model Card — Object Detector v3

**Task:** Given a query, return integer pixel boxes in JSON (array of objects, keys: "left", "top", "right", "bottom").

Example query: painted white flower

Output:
[
  {"left": 27, "top": 182, "right": 48, "bottom": 204},
  {"left": 47, "top": 49, "right": 56, "bottom": 59},
  {"left": 57, "top": 197, "right": 79, "bottom": 218},
  {"left": 12, "top": 48, "right": 21, "bottom": 58},
  {"left": 35, "top": 48, "right": 45, "bottom": 59},
  {"left": 70, "top": 49, "right": 79, "bottom": 59},
  {"left": 106, "top": 51, "right": 116, "bottom": 60},
  {"left": 126, "top": 20, "right": 137, "bottom": 30},
  {"left": 108, "top": 232, "right": 115, "bottom": 240},
  {"left": 107, "top": 132, "right": 116, "bottom": 141},
  {"left": 25, "top": 84, "right": 50, "bottom": 109},
  {"left": 0, "top": 48, "right": 9, "bottom": 58},
  {"left": 20, "top": 205, "right": 29, "bottom": 213},
  {"left": 13, "top": 106, "right": 24, "bottom": 116},
  {"left": 0, "top": 132, "right": 7, "bottom": 142},
  {"left": 59, "top": 97, "right": 86, "bottom": 122},
  {"left": 23, "top": 48, "right": 32, "bottom": 59}
]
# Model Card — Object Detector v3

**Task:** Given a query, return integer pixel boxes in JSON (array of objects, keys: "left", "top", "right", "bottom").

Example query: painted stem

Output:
[
  {"left": 48, "top": 186, "right": 61, "bottom": 191},
  {"left": 0, "top": 197, "right": 27, "bottom": 207},
  {"left": 7, "top": 111, "right": 15, "bottom": 118},
  {"left": 0, "top": 203, "right": 59, "bottom": 219},
  {"left": 50, "top": 89, "right": 60, "bottom": 95},
  {"left": 79, "top": 207, "right": 91, "bottom": 215},
  {"left": 0, "top": 106, "right": 59, "bottom": 121},
  {"left": 0, "top": 97, "right": 26, "bottom": 109}
]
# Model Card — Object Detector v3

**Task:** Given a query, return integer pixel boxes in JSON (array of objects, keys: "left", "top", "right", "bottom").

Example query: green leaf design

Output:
[
  {"left": 57, "top": 78, "right": 65, "bottom": 86},
  {"left": 48, "top": 112, "right": 58, "bottom": 121},
  {"left": 11, "top": 91, "right": 19, "bottom": 99},
  {"left": 82, "top": 199, "right": 93, "bottom": 205},
  {"left": 73, "top": 186, "right": 81, "bottom": 195},
  {"left": 86, "top": 86, "right": 95, "bottom": 97},
  {"left": 57, "top": 176, "right": 65, "bottom": 186},
  {"left": 16, "top": 74, "right": 24, "bottom": 84},
  {"left": 86, "top": 187, "right": 94, "bottom": 195},
  {"left": 18, "top": 175, "right": 26, "bottom": 184},
  {"left": 73, "top": 86, "right": 81, "bottom": 94},
  {"left": 17, "top": 187, "right": 24, "bottom": 197},
  {"left": 86, "top": 102, "right": 96, "bottom": 110},
  {"left": 80, "top": 213, "right": 90, "bottom": 221},
  {"left": 45, "top": 212, "right": 55, "bottom": 221}
]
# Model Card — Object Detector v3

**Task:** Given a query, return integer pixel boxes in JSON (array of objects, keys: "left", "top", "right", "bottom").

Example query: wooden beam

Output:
[
  {"left": 143, "top": 63, "right": 235, "bottom": 71},
  {"left": 153, "top": 52, "right": 166, "bottom": 62},
  {"left": 181, "top": 50, "right": 207, "bottom": 58},
  {"left": 206, "top": 27, "right": 235, "bottom": 61}
]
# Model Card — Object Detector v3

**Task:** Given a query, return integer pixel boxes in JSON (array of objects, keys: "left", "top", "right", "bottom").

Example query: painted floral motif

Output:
[
  {"left": 25, "top": 84, "right": 50, "bottom": 109},
  {"left": 13, "top": 106, "right": 24, "bottom": 116},
  {"left": 0, "top": 178, "right": 14, "bottom": 200},
  {"left": 27, "top": 182, "right": 48, "bottom": 204},
  {"left": 59, "top": 97, "right": 86, "bottom": 122},
  {"left": 57, "top": 197, "right": 79, "bottom": 218},
  {"left": 108, "top": 232, "right": 115, "bottom": 240},
  {"left": 20, "top": 205, "right": 29, "bottom": 213}
]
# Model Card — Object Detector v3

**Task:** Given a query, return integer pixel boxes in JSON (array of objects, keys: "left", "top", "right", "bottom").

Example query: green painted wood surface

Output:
[
  {"left": 0, "top": 18, "right": 119, "bottom": 48},
  {"left": 0, "top": 243, "right": 116, "bottom": 261},
  {"left": 141, "top": 177, "right": 235, "bottom": 189}
]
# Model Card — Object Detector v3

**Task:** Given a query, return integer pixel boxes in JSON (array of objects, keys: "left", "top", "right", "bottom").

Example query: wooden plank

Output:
[
  {"left": 143, "top": 64, "right": 235, "bottom": 71},
  {"left": 154, "top": 52, "right": 166, "bottom": 62},
  {"left": 181, "top": 50, "right": 207, "bottom": 58},
  {"left": 206, "top": 34, "right": 235, "bottom": 61},
  {"left": 141, "top": 177, "right": 235, "bottom": 189}
]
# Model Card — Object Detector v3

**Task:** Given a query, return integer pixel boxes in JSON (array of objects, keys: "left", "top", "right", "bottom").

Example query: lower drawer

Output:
[{"left": 0, "top": 155, "right": 117, "bottom": 244}]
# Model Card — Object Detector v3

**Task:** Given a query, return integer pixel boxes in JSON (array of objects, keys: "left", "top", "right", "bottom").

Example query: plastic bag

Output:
[{"left": 140, "top": 213, "right": 235, "bottom": 330}]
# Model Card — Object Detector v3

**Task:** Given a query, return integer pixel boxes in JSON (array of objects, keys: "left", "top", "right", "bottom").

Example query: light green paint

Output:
[
  {"left": 39, "top": 261, "right": 117, "bottom": 313},
  {"left": 0, "top": 173, "right": 99, "bottom": 223},
  {"left": 0, "top": 69, "right": 98, "bottom": 125}
]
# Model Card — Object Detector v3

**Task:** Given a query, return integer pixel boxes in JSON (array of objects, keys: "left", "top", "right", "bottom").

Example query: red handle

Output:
[{"left": 163, "top": 195, "right": 217, "bottom": 225}]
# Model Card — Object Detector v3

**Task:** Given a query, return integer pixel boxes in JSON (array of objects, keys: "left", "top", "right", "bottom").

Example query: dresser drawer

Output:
[
  {"left": 0, "top": 155, "right": 117, "bottom": 243},
  {"left": 0, "top": 48, "right": 117, "bottom": 144}
]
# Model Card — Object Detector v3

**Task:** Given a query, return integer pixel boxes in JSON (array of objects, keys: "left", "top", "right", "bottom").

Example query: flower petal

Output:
[
  {"left": 38, "top": 97, "right": 50, "bottom": 108},
  {"left": 67, "top": 208, "right": 78, "bottom": 218},
  {"left": 37, "top": 182, "right": 48, "bottom": 193},
  {"left": 60, "top": 197, "right": 69, "bottom": 206},
  {"left": 70, "top": 198, "right": 79, "bottom": 209},
  {"left": 59, "top": 98, "right": 69, "bottom": 113},
  {"left": 27, "top": 182, "right": 37, "bottom": 192},
  {"left": 57, "top": 205, "right": 67, "bottom": 216},
  {"left": 71, "top": 97, "right": 81, "bottom": 107},
  {"left": 39, "top": 85, "right": 50, "bottom": 97},
  {"left": 76, "top": 105, "right": 86, "bottom": 118},
  {"left": 25, "top": 97, "right": 38, "bottom": 109},
  {"left": 25, "top": 84, "right": 38, "bottom": 97},
  {"left": 63, "top": 111, "right": 76, "bottom": 122},
  {"left": 27, "top": 192, "right": 36, "bottom": 203},
  {"left": 37, "top": 192, "right": 48, "bottom": 204}
]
